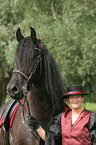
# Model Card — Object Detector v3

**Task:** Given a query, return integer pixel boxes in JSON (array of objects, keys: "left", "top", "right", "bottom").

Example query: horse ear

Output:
[
  {"left": 16, "top": 28, "right": 24, "bottom": 42},
  {"left": 30, "top": 27, "right": 37, "bottom": 44}
]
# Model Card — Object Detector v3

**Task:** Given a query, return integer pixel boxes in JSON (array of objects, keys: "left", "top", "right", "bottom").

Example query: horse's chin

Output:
[{"left": 10, "top": 93, "right": 24, "bottom": 101}]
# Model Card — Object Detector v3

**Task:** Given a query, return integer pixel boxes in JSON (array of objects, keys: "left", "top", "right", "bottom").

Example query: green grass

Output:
[
  {"left": 83, "top": 102, "right": 96, "bottom": 113},
  {"left": 5, "top": 95, "right": 11, "bottom": 102}
]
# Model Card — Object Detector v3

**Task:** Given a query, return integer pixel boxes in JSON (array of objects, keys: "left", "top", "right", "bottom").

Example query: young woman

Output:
[{"left": 28, "top": 85, "right": 96, "bottom": 145}]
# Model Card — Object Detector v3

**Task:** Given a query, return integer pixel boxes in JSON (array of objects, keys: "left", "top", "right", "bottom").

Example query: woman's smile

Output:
[{"left": 68, "top": 95, "right": 84, "bottom": 109}]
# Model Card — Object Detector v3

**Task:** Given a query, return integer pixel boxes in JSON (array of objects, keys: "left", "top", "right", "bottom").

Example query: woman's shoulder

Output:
[
  {"left": 54, "top": 112, "right": 63, "bottom": 121},
  {"left": 84, "top": 109, "right": 96, "bottom": 116},
  {"left": 89, "top": 112, "right": 96, "bottom": 122},
  {"left": 54, "top": 109, "right": 71, "bottom": 121},
  {"left": 61, "top": 109, "right": 71, "bottom": 118},
  {"left": 88, "top": 111, "right": 96, "bottom": 130}
]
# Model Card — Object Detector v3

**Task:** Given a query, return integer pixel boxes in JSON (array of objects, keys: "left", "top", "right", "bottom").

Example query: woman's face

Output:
[{"left": 68, "top": 95, "right": 84, "bottom": 109}]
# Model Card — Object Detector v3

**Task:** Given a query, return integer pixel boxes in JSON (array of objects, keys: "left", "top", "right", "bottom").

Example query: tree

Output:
[{"left": 0, "top": 0, "right": 96, "bottom": 105}]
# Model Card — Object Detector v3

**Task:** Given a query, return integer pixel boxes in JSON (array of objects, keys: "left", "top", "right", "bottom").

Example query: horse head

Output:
[
  {"left": 7, "top": 27, "right": 65, "bottom": 116},
  {"left": 7, "top": 27, "right": 42, "bottom": 100}
]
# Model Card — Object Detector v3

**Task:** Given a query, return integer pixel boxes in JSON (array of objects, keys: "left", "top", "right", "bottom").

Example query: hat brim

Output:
[{"left": 61, "top": 93, "right": 89, "bottom": 99}]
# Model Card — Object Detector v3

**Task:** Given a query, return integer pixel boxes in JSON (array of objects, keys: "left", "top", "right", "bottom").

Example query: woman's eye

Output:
[{"left": 70, "top": 96, "right": 73, "bottom": 99}]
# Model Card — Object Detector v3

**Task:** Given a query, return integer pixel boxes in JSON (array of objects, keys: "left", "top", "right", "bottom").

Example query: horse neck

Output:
[{"left": 27, "top": 83, "right": 54, "bottom": 129}]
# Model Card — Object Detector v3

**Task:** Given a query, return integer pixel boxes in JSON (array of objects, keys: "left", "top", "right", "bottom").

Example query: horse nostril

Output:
[
  {"left": 12, "top": 85, "right": 19, "bottom": 95},
  {"left": 7, "top": 84, "right": 19, "bottom": 96}
]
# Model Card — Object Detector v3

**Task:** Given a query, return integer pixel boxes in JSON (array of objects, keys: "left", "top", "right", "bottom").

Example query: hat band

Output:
[{"left": 66, "top": 91, "right": 84, "bottom": 95}]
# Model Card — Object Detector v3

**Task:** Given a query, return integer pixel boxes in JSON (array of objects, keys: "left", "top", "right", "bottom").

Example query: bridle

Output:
[
  {"left": 13, "top": 38, "right": 42, "bottom": 87},
  {"left": 13, "top": 48, "right": 41, "bottom": 87},
  {"left": 12, "top": 45, "right": 41, "bottom": 139}
]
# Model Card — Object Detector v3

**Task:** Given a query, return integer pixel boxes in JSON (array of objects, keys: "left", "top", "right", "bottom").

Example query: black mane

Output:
[
  {"left": 40, "top": 43, "right": 65, "bottom": 113},
  {"left": 15, "top": 37, "right": 36, "bottom": 69}
]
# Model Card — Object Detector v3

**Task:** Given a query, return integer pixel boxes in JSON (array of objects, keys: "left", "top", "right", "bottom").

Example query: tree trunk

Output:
[{"left": 0, "top": 65, "right": 7, "bottom": 107}]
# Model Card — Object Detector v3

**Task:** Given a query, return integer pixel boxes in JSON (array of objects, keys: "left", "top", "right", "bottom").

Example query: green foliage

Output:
[
  {"left": 1, "top": 0, "right": 96, "bottom": 102},
  {"left": 5, "top": 40, "right": 16, "bottom": 69},
  {"left": 83, "top": 102, "right": 96, "bottom": 113}
]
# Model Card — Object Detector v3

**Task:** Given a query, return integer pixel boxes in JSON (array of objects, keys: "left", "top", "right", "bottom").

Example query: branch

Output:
[{"left": 51, "top": 1, "right": 56, "bottom": 19}]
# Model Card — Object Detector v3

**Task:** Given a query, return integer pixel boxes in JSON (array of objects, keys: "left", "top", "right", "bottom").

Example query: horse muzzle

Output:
[
  {"left": 7, "top": 82, "right": 24, "bottom": 100},
  {"left": 7, "top": 83, "right": 19, "bottom": 96}
]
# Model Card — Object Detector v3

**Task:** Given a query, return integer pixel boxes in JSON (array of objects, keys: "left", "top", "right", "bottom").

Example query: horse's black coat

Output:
[{"left": 0, "top": 27, "right": 66, "bottom": 145}]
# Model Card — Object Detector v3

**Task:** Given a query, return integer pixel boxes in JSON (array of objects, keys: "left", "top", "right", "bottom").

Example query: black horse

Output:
[{"left": 0, "top": 27, "right": 68, "bottom": 145}]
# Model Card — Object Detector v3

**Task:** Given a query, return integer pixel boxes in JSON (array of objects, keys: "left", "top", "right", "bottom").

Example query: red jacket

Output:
[{"left": 61, "top": 109, "right": 92, "bottom": 145}]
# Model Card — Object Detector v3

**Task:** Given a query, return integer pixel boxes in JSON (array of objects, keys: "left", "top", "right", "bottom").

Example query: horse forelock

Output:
[{"left": 15, "top": 37, "right": 36, "bottom": 70}]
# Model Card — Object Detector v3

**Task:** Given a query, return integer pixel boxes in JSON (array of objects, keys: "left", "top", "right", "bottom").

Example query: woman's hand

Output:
[{"left": 28, "top": 116, "right": 40, "bottom": 130}]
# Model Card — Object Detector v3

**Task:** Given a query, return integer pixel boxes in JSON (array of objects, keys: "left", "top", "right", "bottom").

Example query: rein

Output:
[
  {"left": 12, "top": 47, "right": 41, "bottom": 139},
  {"left": 21, "top": 97, "right": 39, "bottom": 139}
]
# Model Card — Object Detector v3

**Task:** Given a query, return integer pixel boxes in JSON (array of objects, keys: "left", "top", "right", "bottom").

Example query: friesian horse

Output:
[{"left": 0, "top": 27, "right": 68, "bottom": 145}]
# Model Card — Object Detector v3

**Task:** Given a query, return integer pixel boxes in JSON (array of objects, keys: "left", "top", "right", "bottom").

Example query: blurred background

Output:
[{"left": 0, "top": 0, "right": 96, "bottom": 112}]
